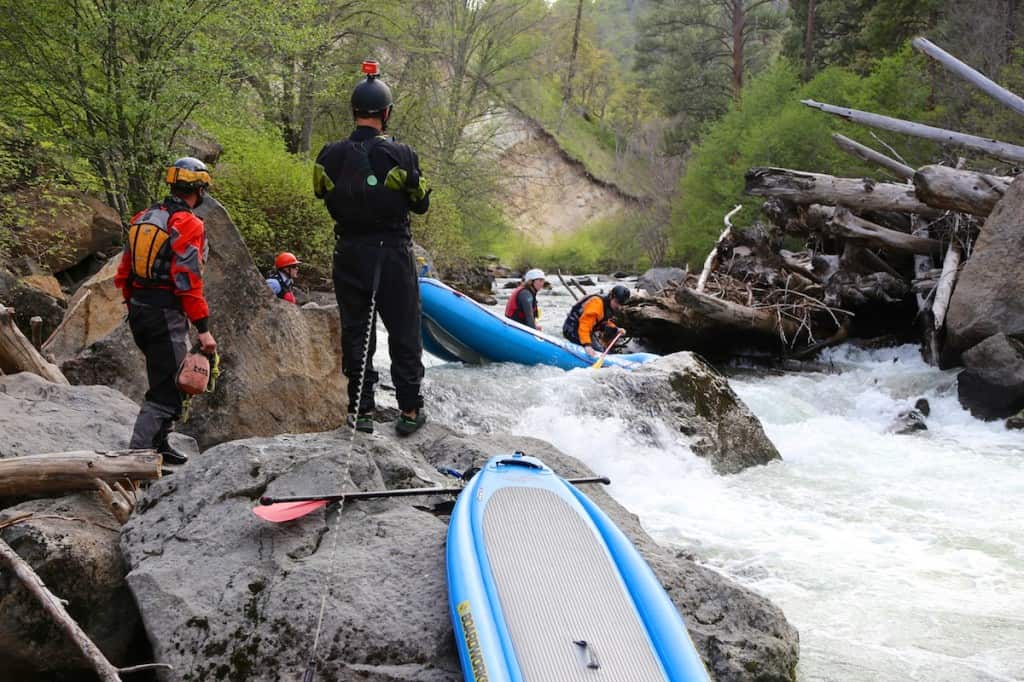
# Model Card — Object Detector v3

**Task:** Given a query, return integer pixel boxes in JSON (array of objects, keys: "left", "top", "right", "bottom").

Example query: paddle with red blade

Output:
[{"left": 253, "top": 476, "right": 611, "bottom": 523}]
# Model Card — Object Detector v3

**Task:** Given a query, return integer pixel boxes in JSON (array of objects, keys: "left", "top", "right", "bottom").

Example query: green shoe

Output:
[
  {"left": 395, "top": 410, "right": 427, "bottom": 436},
  {"left": 348, "top": 413, "right": 374, "bottom": 434}
]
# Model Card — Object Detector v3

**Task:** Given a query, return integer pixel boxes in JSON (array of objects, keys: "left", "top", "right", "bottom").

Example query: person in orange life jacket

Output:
[
  {"left": 267, "top": 252, "right": 300, "bottom": 304},
  {"left": 505, "top": 268, "right": 545, "bottom": 330},
  {"left": 313, "top": 61, "right": 430, "bottom": 436},
  {"left": 114, "top": 157, "right": 217, "bottom": 465},
  {"left": 562, "top": 284, "right": 630, "bottom": 357}
]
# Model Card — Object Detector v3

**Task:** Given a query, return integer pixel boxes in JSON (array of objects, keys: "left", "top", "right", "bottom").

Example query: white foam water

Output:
[{"left": 370, "top": 277, "right": 1024, "bottom": 681}]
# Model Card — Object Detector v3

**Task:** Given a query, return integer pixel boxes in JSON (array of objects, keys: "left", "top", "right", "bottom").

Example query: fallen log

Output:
[
  {"left": 913, "top": 165, "right": 1011, "bottom": 216},
  {"left": 912, "top": 37, "right": 1024, "bottom": 116},
  {"left": 745, "top": 167, "right": 941, "bottom": 216},
  {"left": 0, "top": 450, "right": 162, "bottom": 498},
  {"left": 0, "top": 304, "right": 69, "bottom": 384},
  {"left": 932, "top": 241, "right": 962, "bottom": 331},
  {"left": 826, "top": 208, "right": 943, "bottom": 257},
  {"left": 832, "top": 133, "right": 915, "bottom": 180},
  {"left": 801, "top": 99, "right": 1024, "bottom": 164},
  {"left": 675, "top": 286, "right": 802, "bottom": 341}
]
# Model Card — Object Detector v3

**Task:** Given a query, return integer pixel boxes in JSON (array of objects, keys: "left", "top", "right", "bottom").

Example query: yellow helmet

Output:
[{"left": 166, "top": 157, "right": 211, "bottom": 192}]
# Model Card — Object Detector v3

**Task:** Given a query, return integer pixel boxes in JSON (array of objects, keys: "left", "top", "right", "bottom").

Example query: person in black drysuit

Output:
[{"left": 313, "top": 62, "right": 430, "bottom": 436}]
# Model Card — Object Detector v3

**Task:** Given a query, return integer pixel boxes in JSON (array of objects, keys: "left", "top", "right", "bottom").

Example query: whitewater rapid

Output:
[{"left": 371, "top": 277, "right": 1024, "bottom": 681}]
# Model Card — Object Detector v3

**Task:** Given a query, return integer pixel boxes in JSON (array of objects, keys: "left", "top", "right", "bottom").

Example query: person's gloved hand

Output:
[{"left": 385, "top": 166, "right": 429, "bottom": 202}]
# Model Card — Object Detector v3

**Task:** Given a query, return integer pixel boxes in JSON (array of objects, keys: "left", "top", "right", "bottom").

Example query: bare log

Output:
[
  {"left": 0, "top": 304, "right": 69, "bottom": 384},
  {"left": 676, "top": 286, "right": 802, "bottom": 341},
  {"left": 832, "top": 133, "right": 915, "bottom": 179},
  {"left": 932, "top": 241, "right": 962, "bottom": 331},
  {"left": 826, "top": 208, "right": 943, "bottom": 256},
  {"left": 802, "top": 99, "right": 1024, "bottom": 163},
  {"left": 913, "top": 37, "right": 1024, "bottom": 116},
  {"left": 555, "top": 270, "right": 579, "bottom": 302},
  {"left": 0, "top": 537, "right": 122, "bottom": 682},
  {"left": 745, "top": 167, "right": 941, "bottom": 215},
  {"left": 913, "top": 165, "right": 1012, "bottom": 216},
  {"left": 697, "top": 204, "right": 742, "bottom": 293},
  {"left": 0, "top": 450, "right": 162, "bottom": 498}
]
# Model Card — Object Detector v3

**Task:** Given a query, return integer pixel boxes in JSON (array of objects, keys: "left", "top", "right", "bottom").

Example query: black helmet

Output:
[
  {"left": 609, "top": 285, "right": 631, "bottom": 305},
  {"left": 351, "top": 61, "right": 394, "bottom": 118},
  {"left": 165, "top": 157, "right": 211, "bottom": 192}
]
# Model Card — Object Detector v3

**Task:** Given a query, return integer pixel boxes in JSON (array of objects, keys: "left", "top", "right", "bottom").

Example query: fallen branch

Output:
[
  {"left": 913, "top": 37, "right": 1024, "bottom": 116},
  {"left": 932, "top": 240, "right": 962, "bottom": 331},
  {"left": 0, "top": 450, "right": 162, "bottom": 498},
  {"left": 832, "top": 133, "right": 915, "bottom": 180},
  {"left": 827, "top": 207, "right": 944, "bottom": 256},
  {"left": 555, "top": 270, "right": 579, "bottom": 302},
  {"left": 802, "top": 99, "right": 1024, "bottom": 164},
  {"left": 697, "top": 204, "right": 742, "bottom": 293},
  {"left": 676, "top": 285, "right": 803, "bottom": 342},
  {"left": 0, "top": 537, "right": 121, "bottom": 681}
]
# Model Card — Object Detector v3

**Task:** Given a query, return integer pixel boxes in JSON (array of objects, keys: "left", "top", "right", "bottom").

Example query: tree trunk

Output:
[
  {"left": 0, "top": 450, "right": 162, "bottom": 497},
  {"left": 731, "top": 0, "right": 745, "bottom": 102},
  {"left": 801, "top": 99, "right": 1024, "bottom": 163},
  {"left": 803, "top": 0, "right": 816, "bottom": 82},
  {"left": 826, "top": 207, "right": 943, "bottom": 257},
  {"left": 745, "top": 167, "right": 941, "bottom": 215},
  {"left": 932, "top": 241, "right": 962, "bottom": 331},
  {"left": 564, "top": 0, "right": 584, "bottom": 104},
  {"left": 0, "top": 305, "right": 69, "bottom": 384},
  {"left": 913, "top": 164, "right": 1011, "bottom": 216}
]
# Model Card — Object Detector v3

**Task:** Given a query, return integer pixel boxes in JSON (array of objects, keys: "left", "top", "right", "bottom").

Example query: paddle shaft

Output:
[{"left": 260, "top": 476, "right": 611, "bottom": 506}]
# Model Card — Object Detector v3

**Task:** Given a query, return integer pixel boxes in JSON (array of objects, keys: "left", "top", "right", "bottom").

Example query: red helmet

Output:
[{"left": 274, "top": 252, "right": 301, "bottom": 269}]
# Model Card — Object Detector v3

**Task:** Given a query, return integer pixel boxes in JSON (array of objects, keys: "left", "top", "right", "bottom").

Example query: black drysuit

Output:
[{"left": 314, "top": 126, "right": 430, "bottom": 414}]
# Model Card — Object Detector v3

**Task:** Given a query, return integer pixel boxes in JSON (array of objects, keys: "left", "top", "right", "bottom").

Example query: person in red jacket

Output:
[
  {"left": 266, "top": 252, "right": 300, "bottom": 304},
  {"left": 114, "top": 157, "right": 217, "bottom": 465}
]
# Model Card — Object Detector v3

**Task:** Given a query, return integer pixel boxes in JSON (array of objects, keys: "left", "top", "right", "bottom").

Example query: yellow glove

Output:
[{"left": 385, "top": 166, "right": 429, "bottom": 202}]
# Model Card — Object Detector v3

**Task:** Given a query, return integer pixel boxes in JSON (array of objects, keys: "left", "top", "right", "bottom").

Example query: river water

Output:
[{"left": 370, "top": 277, "right": 1024, "bottom": 681}]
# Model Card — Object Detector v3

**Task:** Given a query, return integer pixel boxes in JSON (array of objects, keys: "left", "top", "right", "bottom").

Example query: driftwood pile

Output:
[{"left": 630, "top": 37, "right": 1018, "bottom": 363}]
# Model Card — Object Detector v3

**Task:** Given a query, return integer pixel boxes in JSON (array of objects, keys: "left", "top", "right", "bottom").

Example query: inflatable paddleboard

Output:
[{"left": 447, "top": 454, "right": 710, "bottom": 681}]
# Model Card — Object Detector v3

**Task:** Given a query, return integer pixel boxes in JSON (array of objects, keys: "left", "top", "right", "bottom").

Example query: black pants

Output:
[
  {"left": 127, "top": 300, "right": 188, "bottom": 448},
  {"left": 333, "top": 239, "right": 424, "bottom": 414}
]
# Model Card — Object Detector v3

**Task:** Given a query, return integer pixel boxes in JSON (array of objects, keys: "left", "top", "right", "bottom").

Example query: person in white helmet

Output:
[{"left": 504, "top": 268, "right": 546, "bottom": 330}]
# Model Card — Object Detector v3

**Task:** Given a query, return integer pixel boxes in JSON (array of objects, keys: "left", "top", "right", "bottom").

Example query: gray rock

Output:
[
  {"left": 0, "top": 493, "right": 139, "bottom": 676},
  {"left": 0, "top": 372, "right": 136, "bottom": 458},
  {"left": 1007, "top": 410, "right": 1024, "bottom": 430},
  {"left": 957, "top": 333, "right": 1024, "bottom": 420},
  {"left": 592, "top": 353, "right": 782, "bottom": 474},
  {"left": 0, "top": 267, "right": 66, "bottom": 340},
  {"left": 638, "top": 267, "right": 687, "bottom": 295},
  {"left": 121, "top": 423, "right": 798, "bottom": 681},
  {"left": 888, "top": 398, "right": 930, "bottom": 435},
  {"left": 946, "top": 176, "right": 1024, "bottom": 356}
]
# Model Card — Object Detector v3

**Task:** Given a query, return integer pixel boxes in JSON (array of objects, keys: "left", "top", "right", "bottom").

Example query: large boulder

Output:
[
  {"left": 0, "top": 494, "right": 141, "bottom": 676},
  {"left": 0, "top": 372, "right": 135, "bottom": 459},
  {"left": 946, "top": 176, "right": 1024, "bottom": 356},
  {"left": 592, "top": 353, "right": 782, "bottom": 474},
  {"left": 638, "top": 267, "right": 687, "bottom": 296},
  {"left": 41, "top": 256, "right": 123, "bottom": 362},
  {"left": 0, "top": 268, "right": 66, "bottom": 339},
  {"left": 0, "top": 374, "right": 145, "bottom": 677},
  {"left": 121, "top": 422, "right": 799, "bottom": 682},
  {"left": 8, "top": 189, "right": 122, "bottom": 272},
  {"left": 56, "top": 197, "right": 347, "bottom": 448},
  {"left": 957, "top": 333, "right": 1024, "bottom": 420}
]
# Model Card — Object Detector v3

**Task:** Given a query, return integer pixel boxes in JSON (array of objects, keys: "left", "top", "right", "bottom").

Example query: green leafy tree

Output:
[{"left": 0, "top": 0, "right": 237, "bottom": 214}]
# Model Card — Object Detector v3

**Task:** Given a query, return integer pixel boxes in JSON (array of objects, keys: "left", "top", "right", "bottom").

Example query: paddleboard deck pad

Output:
[{"left": 447, "top": 455, "right": 710, "bottom": 682}]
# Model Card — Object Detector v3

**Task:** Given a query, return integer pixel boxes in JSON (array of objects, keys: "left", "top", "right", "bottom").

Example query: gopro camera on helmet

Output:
[{"left": 361, "top": 60, "right": 380, "bottom": 77}]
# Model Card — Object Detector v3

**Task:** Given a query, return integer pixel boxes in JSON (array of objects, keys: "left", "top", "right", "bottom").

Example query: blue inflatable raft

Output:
[
  {"left": 447, "top": 454, "right": 711, "bottom": 682},
  {"left": 419, "top": 277, "right": 657, "bottom": 370}
]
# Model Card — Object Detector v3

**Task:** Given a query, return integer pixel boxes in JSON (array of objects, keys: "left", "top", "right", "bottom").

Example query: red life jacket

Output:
[{"left": 504, "top": 284, "right": 538, "bottom": 324}]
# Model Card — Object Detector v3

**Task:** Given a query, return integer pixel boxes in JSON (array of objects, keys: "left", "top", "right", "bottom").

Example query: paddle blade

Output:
[{"left": 253, "top": 499, "right": 328, "bottom": 522}]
